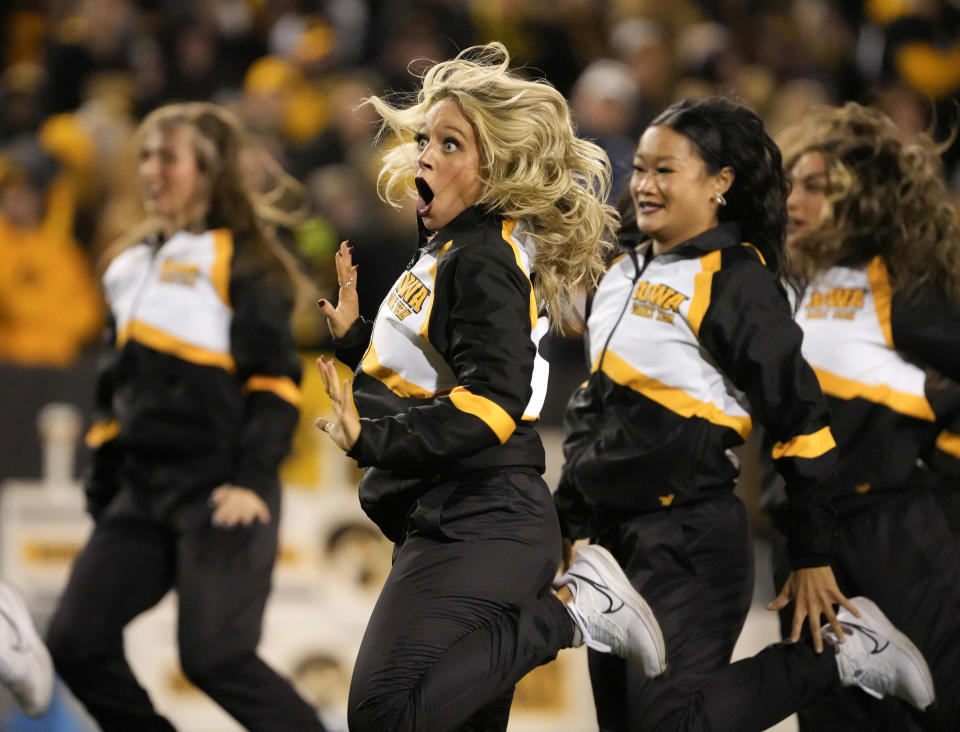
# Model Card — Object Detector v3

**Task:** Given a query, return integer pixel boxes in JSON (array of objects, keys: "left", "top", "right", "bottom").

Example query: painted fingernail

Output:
[
  {"left": 349, "top": 246, "right": 354, "bottom": 253},
  {"left": 317, "top": 299, "right": 326, "bottom": 308}
]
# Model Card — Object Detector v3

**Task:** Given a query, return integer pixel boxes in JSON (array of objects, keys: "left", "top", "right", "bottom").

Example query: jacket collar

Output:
[
  {"left": 617, "top": 221, "right": 744, "bottom": 260},
  {"left": 416, "top": 205, "right": 498, "bottom": 250},
  {"left": 664, "top": 221, "right": 743, "bottom": 257}
]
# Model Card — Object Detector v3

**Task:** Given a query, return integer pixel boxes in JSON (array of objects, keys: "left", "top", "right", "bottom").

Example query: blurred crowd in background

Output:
[{"left": 1, "top": 0, "right": 959, "bottom": 437}]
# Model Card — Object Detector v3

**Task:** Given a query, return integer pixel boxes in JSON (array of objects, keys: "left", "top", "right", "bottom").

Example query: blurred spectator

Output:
[
  {"left": 0, "top": 63, "right": 46, "bottom": 143},
  {"left": 0, "top": 139, "right": 102, "bottom": 367},
  {"left": 765, "top": 78, "right": 831, "bottom": 138},
  {"left": 285, "top": 69, "right": 382, "bottom": 179},
  {"left": 368, "top": 1, "right": 469, "bottom": 94},
  {"left": 609, "top": 17, "right": 675, "bottom": 132},
  {"left": 675, "top": 21, "right": 741, "bottom": 89},
  {"left": 468, "top": 0, "right": 586, "bottom": 94},
  {"left": 240, "top": 54, "right": 324, "bottom": 160},
  {"left": 163, "top": 10, "right": 248, "bottom": 102},
  {"left": 570, "top": 59, "right": 639, "bottom": 199},
  {"left": 43, "top": 0, "right": 137, "bottom": 115}
]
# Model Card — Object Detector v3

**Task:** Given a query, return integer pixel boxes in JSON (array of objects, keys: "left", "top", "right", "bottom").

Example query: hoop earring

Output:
[{"left": 714, "top": 192, "right": 727, "bottom": 207}]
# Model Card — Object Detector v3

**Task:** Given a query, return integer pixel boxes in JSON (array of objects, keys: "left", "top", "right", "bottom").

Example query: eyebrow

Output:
[
  {"left": 437, "top": 124, "right": 468, "bottom": 138},
  {"left": 633, "top": 154, "right": 680, "bottom": 162}
]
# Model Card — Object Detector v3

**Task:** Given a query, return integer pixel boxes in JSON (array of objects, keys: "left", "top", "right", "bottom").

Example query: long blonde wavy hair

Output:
[
  {"left": 365, "top": 42, "right": 618, "bottom": 331},
  {"left": 102, "top": 102, "right": 311, "bottom": 300},
  {"left": 781, "top": 102, "right": 960, "bottom": 305}
]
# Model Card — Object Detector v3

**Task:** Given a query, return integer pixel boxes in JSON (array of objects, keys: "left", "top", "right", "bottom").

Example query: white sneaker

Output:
[
  {"left": 0, "top": 582, "right": 53, "bottom": 718},
  {"left": 555, "top": 544, "right": 666, "bottom": 677},
  {"left": 824, "top": 596, "right": 935, "bottom": 710}
]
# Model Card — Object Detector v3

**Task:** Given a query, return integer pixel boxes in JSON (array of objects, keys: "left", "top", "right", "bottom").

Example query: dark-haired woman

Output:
[
  {"left": 555, "top": 96, "right": 934, "bottom": 731},
  {"left": 770, "top": 102, "right": 960, "bottom": 731},
  {"left": 45, "top": 103, "right": 324, "bottom": 731}
]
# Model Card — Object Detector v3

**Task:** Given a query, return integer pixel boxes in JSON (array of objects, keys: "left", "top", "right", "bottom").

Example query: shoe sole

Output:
[
  {"left": 579, "top": 544, "right": 667, "bottom": 676},
  {"left": 0, "top": 583, "right": 53, "bottom": 718},
  {"left": 849, "top": 596, "right": 935, "bottom": 710}
]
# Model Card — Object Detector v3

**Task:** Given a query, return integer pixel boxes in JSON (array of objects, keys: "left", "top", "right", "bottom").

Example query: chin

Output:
[{"left": 636, "top": 221, "right": 660, "bottom": 238}]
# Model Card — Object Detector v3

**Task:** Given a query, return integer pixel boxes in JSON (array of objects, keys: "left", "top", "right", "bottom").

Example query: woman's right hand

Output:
[{"left": 317, "top": 240, "right": 359, "bottom": 339}]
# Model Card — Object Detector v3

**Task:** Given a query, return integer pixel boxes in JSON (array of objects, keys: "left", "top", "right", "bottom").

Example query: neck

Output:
[
  {"left": 160, "top": 202, "right": 211, "bottom": 238},
  {"left": 652, "top": 220, "right": 718, "bottom": 256}
]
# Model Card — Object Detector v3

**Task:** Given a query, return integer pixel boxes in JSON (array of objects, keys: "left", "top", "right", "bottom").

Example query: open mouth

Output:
[
  {"left": 787, "top": 217, "right": 805, "bottom": 233},
  {"left": 415, "top": 177, "right": 434, "bottom": 216}
]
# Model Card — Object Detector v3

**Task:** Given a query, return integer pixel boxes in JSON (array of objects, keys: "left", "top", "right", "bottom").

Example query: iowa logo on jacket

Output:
[
  {"left": 387, "top": 272, "right": 431, "bottom": 321},
  {"left": 632, "top": 280, "right": 688, "bottom": 324},
  {"left": 805, "top": 287, "right": 865, "bottom": 321},
  {"left": 158, "top": 260, "right": 200, "bottom": 287}
]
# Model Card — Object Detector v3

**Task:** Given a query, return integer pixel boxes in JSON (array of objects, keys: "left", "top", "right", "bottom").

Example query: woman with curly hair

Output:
[
  {"left": 773, "top": 102, "right": 960, "bottom": 731},
  {"left": 314, "top": 42, "right": 666, "bottom": 732},
  {"left": 45, "top": 102, "right": 323, "bottom": 731},
  {"left": 555, "top": 96, "right": 934, "bottom": 730}
]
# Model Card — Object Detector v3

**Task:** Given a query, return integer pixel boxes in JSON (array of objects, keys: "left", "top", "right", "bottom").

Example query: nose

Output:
[
  {"left": 416, "top": 143, "right": 434, "bottom": 172},
  {"left": 139, "top": 153, "right": 159, "bottom": 181},
  {"left": 631, "top": 169, "right": 654, "bottom": 198},
  {"left": 786, "top": 184, "right": 800, "bottom": 213}
]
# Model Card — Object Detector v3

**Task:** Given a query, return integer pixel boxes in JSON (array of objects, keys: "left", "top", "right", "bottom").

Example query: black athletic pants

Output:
[
  {"left": 590, "top": 494, "right": 840, "bottom": 732},
  {"left": 773, "top": 488, "right": 960, "bottom": 732},
  {"left": 347, "top": 468, "right": 574, "bottom": 732},
  {"left": 933, "top": 485, "right": 960, "bottom": 539},
  {"left": 47, "top": 483, "right": 323, "bottom": 732}
]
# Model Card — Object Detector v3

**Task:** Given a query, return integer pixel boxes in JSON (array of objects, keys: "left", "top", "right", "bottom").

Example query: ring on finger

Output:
[
  {"left": 323, "top": 422, "right": 333, "bottom": 433},
  {"left": 340, "top": 277, "right": 354, "bottom": 287}
]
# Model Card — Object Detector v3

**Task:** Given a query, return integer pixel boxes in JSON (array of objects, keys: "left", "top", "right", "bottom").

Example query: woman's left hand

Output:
[
  {"left": 315, "top": 354, "right": 361, "bottom": 453},
  {"left": 210, "top": 485, "right": 271, "bottom": 527},
  {"left": 766, "top": 565, "right": 860, "bottom": 653}
]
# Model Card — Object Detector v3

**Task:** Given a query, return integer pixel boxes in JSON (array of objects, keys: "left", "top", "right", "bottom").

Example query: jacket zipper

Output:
[
  {"left": 123, "top": 242, "right": 164, "bottom": 337},
  {"left": 595, "top": 247, "right": 653, "bottom": 372},
  {"left": 367, "top": 243, "right": 430, "bottom": 350}
]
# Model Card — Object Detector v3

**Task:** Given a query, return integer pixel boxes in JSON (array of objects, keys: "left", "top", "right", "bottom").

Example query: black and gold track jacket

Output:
[
  {"left": 556, "top": 223, "right": 840, "bottom": 568},
  {"left": 84, "top": 227, "right": 302, "bottom": 517},
  {"left": 333, "top": 206, "right": 550, "bottom": 541},
  {"left": 791, "top": 255, "right": 960, "bottom": 507}
]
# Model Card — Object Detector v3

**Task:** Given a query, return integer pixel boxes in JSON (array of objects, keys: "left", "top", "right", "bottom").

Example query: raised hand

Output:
[
  {"left": 315, "top": 354, "right": 361, "bottom": 452},
  {"left": 317, "top": 240, "right": 360, "bottom": 339}
]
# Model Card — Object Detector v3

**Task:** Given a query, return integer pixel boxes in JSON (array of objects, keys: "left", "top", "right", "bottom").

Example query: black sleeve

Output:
[
  {"left": 83, "top": 312, "right": 122, "bottom": 520},
  {"left": 349, "top": 245, "right": 536, "bottom": 471},
  {"left": 699, "top": 259, "right": 839, "bottom": 568},
  {"left": 332, "top": 317, "right": 373, "bottom": 371},
  {"left": 554, "top": 382, "right": 602, "bottom": 540},
  {"left": 892, "top": 285, "right": 960, "bottom": 382},
  {"left": 230, "top": 266, "right": 302, "bottom": 498}
]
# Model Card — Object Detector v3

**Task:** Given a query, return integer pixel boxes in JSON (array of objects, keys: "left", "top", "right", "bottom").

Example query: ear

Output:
[{"left": 715, "top": 165, "right": 735, "bottom": 196}]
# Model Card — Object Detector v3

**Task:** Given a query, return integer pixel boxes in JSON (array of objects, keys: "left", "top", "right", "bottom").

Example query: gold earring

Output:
[{"left": 714, "top": 192, "right": 727, "bottom": 207}]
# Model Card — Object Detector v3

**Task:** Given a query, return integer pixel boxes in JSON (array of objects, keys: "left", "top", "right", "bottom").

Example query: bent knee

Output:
[
  {"left": 46, "top": 615, "right": 120, "bottom": 679},
  {"left": 348, "top": 682, "right": 420, "bottom": 732},
  {"left": 178, "top": 641, "right": 257, "bottom": 691}
]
